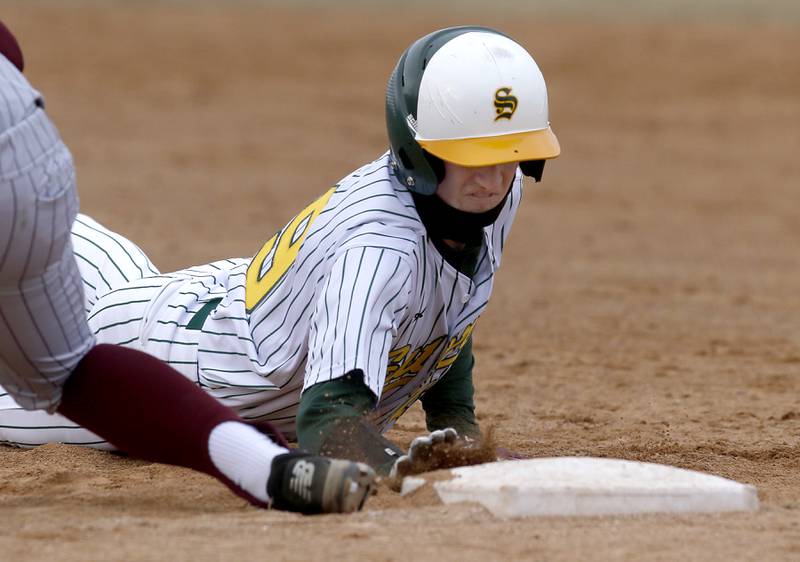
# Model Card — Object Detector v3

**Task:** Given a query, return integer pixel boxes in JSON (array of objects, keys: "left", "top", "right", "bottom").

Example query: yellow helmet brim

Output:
[{"left": 418, "top": 127, "right": 560, "bottom": 167}]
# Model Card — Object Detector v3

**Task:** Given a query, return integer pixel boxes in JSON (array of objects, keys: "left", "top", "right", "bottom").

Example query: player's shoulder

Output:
[
  {"left": 312, "top": 153, "right": 422, "bottom": 261},
  {"left": 324, "top": 152, "right": 424, "bottom": 233},
  {"left": 334, "top": 222, "right": 420, "bottom": 264}
]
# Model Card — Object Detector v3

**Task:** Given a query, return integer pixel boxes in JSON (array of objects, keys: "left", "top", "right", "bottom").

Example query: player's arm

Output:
[
  {"left": 420, "top": 334, "right": 481, "bottom": 439},
  {"left": 296, "top": 371, "right": 404, "bottom": 475},
  {"left": 297, "top": 241, "right": 415, "bottom": 474},
  {"left": 296, "top": 338, "right": 482, "bottom": 474}
]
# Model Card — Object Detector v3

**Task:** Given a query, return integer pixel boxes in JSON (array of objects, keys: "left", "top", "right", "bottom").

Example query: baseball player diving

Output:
[
  {"left": 0, "top": 26, "right": 560, "bottom": 479},
  {"left": 0, "top": 19, "right": 375, "bottom": 514}
]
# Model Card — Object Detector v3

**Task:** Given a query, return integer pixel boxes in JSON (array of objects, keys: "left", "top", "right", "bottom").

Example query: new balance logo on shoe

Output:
[
  {"left": 268, "top": 452, "right": 375, "bottom": 514},
  {"left": 289, "top": 459, "right": 315, "bottom": 502}
]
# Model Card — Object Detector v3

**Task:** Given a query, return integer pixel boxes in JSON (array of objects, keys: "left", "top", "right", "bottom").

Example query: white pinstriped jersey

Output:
[{"left": 0, "top": 153, "right": 523, "bottom": 443}]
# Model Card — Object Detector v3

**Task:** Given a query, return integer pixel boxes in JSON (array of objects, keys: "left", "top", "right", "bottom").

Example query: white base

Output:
[{"left": 400, "top": 457, "right": 758, "bottom": 518}]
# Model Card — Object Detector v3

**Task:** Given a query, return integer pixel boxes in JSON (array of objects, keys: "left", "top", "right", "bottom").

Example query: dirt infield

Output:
[{"left": 1, "top": 2, "right": 799, "bottom": 561}]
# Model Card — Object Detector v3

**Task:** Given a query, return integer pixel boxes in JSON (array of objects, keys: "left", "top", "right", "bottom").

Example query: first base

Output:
[{"left": 400, "top": 457, "right": 758, "bottom": 518}]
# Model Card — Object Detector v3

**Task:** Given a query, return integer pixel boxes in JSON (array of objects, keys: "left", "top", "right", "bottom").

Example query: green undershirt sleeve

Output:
[
  {"left": 296, "top": 370, "right": 404, "bottom": 474},
  {"left": 420, "top": 335, "right": 481, "bottom": 439}
]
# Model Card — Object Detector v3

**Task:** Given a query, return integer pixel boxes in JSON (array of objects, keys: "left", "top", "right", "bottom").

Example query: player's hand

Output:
[{"left": 389, "top": 427, "right": 459, "bottom": 480}]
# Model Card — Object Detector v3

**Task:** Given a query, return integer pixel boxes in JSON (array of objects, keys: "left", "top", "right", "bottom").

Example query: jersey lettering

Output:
[
  {"left": 383, "top": 323, "right": 475, "bottom": 422},
  {"left": 434, "top": 323, "right": 474, "bottom": 370},
  {"left": 383, "top": 336, "right": 445, "bottom": 393}
]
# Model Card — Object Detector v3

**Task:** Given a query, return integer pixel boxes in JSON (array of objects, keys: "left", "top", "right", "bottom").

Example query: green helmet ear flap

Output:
[{"left": 385, "top": 50, "right": 439, "bottom": 195}]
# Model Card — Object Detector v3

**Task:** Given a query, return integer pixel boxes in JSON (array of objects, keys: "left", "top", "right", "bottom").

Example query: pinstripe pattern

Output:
[
  {"left": 0, "top": 152, "right": 523, "bottom": 446},
  {"left": 0, "top": 54, "right": 94, "bottom": 411},
  {"left": 72, "top": 214, "right": 159, "bottom": 313},
  {"left": 0, "top": 406, "right": 110, "bottom": 449}
]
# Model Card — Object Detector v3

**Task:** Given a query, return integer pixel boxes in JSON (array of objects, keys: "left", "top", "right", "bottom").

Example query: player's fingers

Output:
[
  {"left": 409, "top": 435, "right": 431, "bottom": 452},
  {"left": 442, "top": 427, "right": 458, "bottom": 443},
  {"left": 429, "top": 429, "right": 447, "bottom": 445},
  {"left": 390, "top": 455, "right": 412, "bottom": 479},
  {"left": 409, "top": 437, "right": 434, "bottom": 462}
]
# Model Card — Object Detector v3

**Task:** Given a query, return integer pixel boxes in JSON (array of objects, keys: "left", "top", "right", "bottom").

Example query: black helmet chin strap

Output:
[{"left": 410, "top": 184, "right": 513, "bottom": 245}]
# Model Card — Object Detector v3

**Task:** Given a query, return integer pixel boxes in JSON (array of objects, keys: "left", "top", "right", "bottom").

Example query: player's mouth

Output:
[{"left": 467, "top": 190, "right": 503, "bottom": 200}]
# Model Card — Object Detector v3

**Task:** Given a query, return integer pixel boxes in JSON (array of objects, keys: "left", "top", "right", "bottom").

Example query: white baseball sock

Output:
[{"left": 207, "top": 421, "right": 289, "bottom": 503}]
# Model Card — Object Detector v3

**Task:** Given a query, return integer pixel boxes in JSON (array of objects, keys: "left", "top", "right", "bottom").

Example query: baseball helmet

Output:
[{"left": 386, "top": 26, "right": 560, "bottom": 195}]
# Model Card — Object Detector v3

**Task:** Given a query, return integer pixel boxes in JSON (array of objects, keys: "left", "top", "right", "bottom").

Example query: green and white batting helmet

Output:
[{"left": 386, "top": 26, "right": 561, "bottom": 195}]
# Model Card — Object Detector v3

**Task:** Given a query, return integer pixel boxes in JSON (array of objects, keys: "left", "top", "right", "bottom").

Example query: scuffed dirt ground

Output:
[{"left": 1, "top": 2, "right": 799, "bottom": 561}]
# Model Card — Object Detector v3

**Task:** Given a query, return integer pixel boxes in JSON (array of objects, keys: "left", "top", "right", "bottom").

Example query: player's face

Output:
[{"left": 436, "top": 161, "right": 518, "bottom": 213}]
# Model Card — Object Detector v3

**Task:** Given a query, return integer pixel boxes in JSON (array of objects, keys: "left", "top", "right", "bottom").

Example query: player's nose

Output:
[{"left": 473, "top": 165, "right": 505, "bottom": 193}]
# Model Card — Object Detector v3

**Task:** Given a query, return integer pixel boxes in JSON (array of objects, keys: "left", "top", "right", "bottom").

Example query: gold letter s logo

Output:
[{"left": 494, "top": 87, "right": 518, "bottom": 121}]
